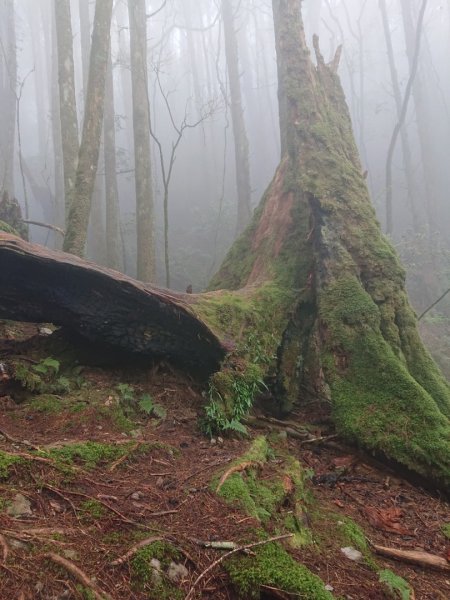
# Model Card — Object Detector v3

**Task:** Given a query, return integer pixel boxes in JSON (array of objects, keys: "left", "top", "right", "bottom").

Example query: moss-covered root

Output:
[{"left": 225, "top": 541, "right": 333, "bottom": 599}]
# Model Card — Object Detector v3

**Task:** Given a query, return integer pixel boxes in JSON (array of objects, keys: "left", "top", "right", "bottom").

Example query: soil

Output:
[{"left": 0, "top": 323, "right": 448, "bottom": 600}]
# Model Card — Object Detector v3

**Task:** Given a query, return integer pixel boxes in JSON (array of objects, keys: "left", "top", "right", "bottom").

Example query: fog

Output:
[{"left": 1, "top": 1, "right": 449, "bottom": 318}]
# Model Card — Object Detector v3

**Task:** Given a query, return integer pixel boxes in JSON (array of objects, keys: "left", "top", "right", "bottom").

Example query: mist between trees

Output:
[{"left": 0, "top": 0, "right": 449, "bottom": 373}]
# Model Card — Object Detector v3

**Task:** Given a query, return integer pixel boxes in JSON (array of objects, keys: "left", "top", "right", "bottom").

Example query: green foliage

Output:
[
  {"left": 379, "top": 569, "right": 412, "bottom": 600},
  {"left": 75, "top": 586, "right": 96, "bottom": 600},
  {"left": 225, "top": 541, "right": 333, "bottom": 599},
  {"left": 202, "top": 365, "right": 266, "bottom": 436},
  {"left": 33, "top": 357, "right": 60, "bottom": 376},
  {"left": 0, "top": 219, "right": 20, "bottom": 236},
  {"left": 0, "top": 450, "right": 22, "bottom": 479},
  {"left": 116, "top": 385, "right": 166, "bottom": 420}
]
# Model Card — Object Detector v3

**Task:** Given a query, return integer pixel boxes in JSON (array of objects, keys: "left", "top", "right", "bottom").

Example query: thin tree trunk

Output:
[
  {"left": 64, "top": 0, "right": 114, "bottom": 256},
  {"left": 221, "top": 0, "right": 252, "bottom": 236},
  {"left": 54, "top": 0, "right": 79, "bottom": 222},
  {"left": 104, "top": 49, "right": 122, "bottom": 270},
  {"left": 379, "top": 0, "right": 419, "bottom": 233},
  {"left": 128, "top": 0, "right": 155, "bottom": 282},
  {"left": 0, "top": 0, "right": 17, "bottom": 197},
  {"left": 78, "top": 0, "right": 91, "bottom": 94},
  {"left": 400, "top": 0, "right": 436, "bottom": 233}
]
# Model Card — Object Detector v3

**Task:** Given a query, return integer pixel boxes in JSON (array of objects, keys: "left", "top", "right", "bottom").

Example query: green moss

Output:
[
  {"left": 80, "top": 499, "right": 105, "bottom": 520},
  {"left": 442, "top": 523, "right": 450, "bottom": 539},
  {"left": 29, "top": 394, "right": 62, "bottom": 413},
  {"left": 0, "top": 219, "right": 19, "bottom": 236},
  {"left": 320, "top": 276, "right": 450, "bottom": 488},
  {"left": 131, "top": 541, "right": 182, "bottom": 599},
  {"left": 0, "top": 450, "right": 22, "bottom": 479},
  {"left": 45, "top": 441, "right": 131, "bottom": 470},
  {"left": 225, "top": 541, "right": 333, "bottom": 599},
  {"left": 379, "top": 569, "right": 412, "bottom": 600}
]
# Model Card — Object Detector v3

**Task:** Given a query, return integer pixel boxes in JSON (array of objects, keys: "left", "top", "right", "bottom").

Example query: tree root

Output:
[
  {"left": 44, "top": 552, "right": 113, "bottom": 600},
  {"left": 373, "top": 544, "right": 450, "bottom": 572},
  {"left": 216, "top": 461, "right": 260, "bottom": 493},
  {"left": 110, "top": 536, "right": 164, "bottom": 566}
]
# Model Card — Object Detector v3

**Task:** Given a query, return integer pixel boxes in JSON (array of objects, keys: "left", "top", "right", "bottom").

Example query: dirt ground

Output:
[{"left": 0, "top": 323, "right": 448, "bottom": 599}]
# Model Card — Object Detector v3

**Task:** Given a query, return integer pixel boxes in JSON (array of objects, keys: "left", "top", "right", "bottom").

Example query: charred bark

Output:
[{"left": 0, "top": 233, "right": 225, "bottom": 374}]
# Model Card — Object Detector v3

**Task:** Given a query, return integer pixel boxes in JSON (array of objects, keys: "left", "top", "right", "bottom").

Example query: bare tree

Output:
[{"left": 64, "top": 0, "right": 114, "bottom": 256}]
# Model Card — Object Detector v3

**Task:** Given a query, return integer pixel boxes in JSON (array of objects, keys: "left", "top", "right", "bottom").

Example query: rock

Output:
[
  {"left": 130, "top": 491, "right": 143, "bottom": 501},
  {"left": 217, "top": 437, "right": 224, "bottom": 445},
  {"left": 150, "top": 558, "right": 162, "bottom": 585},
  {"left": 167, "top": 561, "right": 188, "bottom": 583},
  {"left": 156, "top": 477, "right": 165, "bottom": 488},
  {"left": 325, "top": 584, "right": 334, "bottom": 591},
  {"left": 7, "top": 493, "right": 32, "bottom": 517},
  {"left": 210, "top": 438, "right": 217, "bottom": 446},
  {"left": 340, "top": 547, "right": 363, "bottom": 562},
  {"left": 62, "top": 549, "right": 78, "bottom": 560},
  {"left": 9, "top": 538, "right": 28, "bottom": 550},
  {"left": 39, "top": 327, "right": 53, "bottom": 336}
]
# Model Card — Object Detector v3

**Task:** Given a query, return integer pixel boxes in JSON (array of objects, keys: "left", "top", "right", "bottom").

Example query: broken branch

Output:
[{"left": 373, "top": 544, "right": 450, "bottom": 572}]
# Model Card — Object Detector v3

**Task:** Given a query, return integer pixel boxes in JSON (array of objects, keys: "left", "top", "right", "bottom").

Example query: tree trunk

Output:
[
  {"left": 64, "top": 0, "right": 114, "bottom": 256},
  {"left": 400, "top": 0, "right": 437, "bottom": 233},
  {"left": 208, "top": 0, "right": 450, "bottom": 490},
  {"left": 221, "top": 0, "right": 252, "bottom": 236},
  {"left": 379, "top": 0, "right": 419, "bottom": 233},
  {"left": 54, "top": 0, "right": 79, "bottom": 222},
  {"left": 128, "top": 0, "right": 155, "bottom": 283},
  {"left": 104, "top": 49, "right": 122, "bottom": 271},
  {"left": 0, "top": 0, "right": 17, "bottom": 198}
]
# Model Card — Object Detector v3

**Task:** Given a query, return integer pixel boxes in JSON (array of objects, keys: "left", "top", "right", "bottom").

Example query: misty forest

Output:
[{"left": 0, "top": 0, "right": 449, "bottom": 598}]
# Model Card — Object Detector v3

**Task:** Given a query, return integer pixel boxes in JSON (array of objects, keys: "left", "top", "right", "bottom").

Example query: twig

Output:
[
  {"left": 216, "top": 461, "right": 260, "bottom": 493},
  {"left": 184, "top": 534, "right": 293, "bottom": 600},
  {"left": 20, "top": 220, "right": 65, "bottom": 236},
  {"left": 107, "top": 442, "right": 139, "bottom": 472},
  {"left": 110, "top": 536, "right": 164, "bottom": 566},
  {"left": 0, "top": 533, "right": 9, "bottom": 562},
  {"left": 299, "top": 434, "right": 338, "bottom": 446},
  {"left": 0, "top": 427, "right": 41, "bottom": 451},
  {"left": 372, "top": 544, "right": 450, "bottom": 572},
  {"left": 418, "top": 288, "right": 450, "bottom": 321},
  {"left": 182, "top": 458, "right": 231, "bottom": 484},
  {"left": 44, "top": 552, "right": 113, "bottom": 600}
]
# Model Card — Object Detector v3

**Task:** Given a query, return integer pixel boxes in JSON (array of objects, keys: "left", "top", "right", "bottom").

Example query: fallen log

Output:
[{"left": 0, "top": 233, "right": 226, "bottom": 374}]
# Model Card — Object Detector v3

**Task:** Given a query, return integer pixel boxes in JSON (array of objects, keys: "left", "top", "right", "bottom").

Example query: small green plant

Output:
[
  {"left": 202, "top": 365, "right": 267, "bottom": 436},
  {"left": 0, "top": 450, "right": 22, "bottom": 479},
  {"left": 442, "top": 522, "right": 450, "bottom": 539},
  {"left": 80, "top": 499, "right": 105, "bottom": 520},
  {"left": 139, "top": 394, "right": 166, "bottom": 419},
  {"left": 33, "top": 357, "right": 60, "bottom": 376}
]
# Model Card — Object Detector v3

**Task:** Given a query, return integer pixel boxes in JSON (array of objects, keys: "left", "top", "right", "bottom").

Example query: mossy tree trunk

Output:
[{"left": 205, "top": 0, "right": 450, "bottom": 489}]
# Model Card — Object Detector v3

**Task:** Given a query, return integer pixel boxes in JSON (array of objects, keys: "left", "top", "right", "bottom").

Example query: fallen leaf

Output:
[{"left": 364, "top": 506, "right": 413, "bottom": 536}]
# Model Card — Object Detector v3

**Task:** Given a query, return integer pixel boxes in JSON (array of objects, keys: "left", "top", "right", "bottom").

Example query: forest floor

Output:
[{"left": 0, "top": 322, "right": 449, "bottom": 600}]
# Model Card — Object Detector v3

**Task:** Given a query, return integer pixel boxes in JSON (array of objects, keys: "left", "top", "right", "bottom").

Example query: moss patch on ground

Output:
[
  {"left": 130, "top": 541, "right": 183, "bottom": 600},
  {"left": 225, "top": 540, "right": 333, "bottom": 599}
]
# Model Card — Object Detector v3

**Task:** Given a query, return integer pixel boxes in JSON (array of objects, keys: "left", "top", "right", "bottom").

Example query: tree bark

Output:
[
  {"left": 104, "top": 49, "right": 122, "bottom": 271},
  {"left": 0, "top": 0, "right": 17, "bottom": 198},
  {"left": 209, "top": 0, "right": 450, "bottom": 490},
  {"left": 54, "top": 0, "right": 79, "bottom": 222},
  {"left": 64, "top": 0, "right": 114, "bottom": 256},
  {"left": 128, "top": 0, "right": 155, "bottom": 283},
  {"left": 221, "top": 0, "right": 252, "bottom": 236}
]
